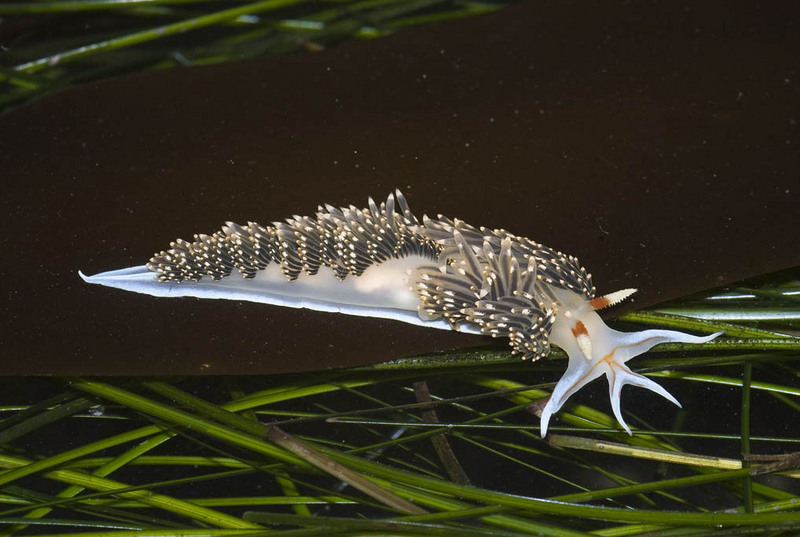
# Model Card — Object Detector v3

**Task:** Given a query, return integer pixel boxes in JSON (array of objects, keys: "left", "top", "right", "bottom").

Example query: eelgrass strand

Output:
[
  {"left": 14, "top": 0, "right": 307, "bottom": 74},
  {"left": 0, "top": 453, "right": 262, "bottom": 529}
]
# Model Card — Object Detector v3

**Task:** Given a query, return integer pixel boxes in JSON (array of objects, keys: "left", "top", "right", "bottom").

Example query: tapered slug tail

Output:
[{"left": 79, "top": 266, "right": 164, "bottom": 295}]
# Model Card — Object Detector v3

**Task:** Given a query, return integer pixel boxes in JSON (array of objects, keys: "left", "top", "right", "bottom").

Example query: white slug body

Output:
[{"left": 80, "top": 190, "right": 722, "bottom": 436}]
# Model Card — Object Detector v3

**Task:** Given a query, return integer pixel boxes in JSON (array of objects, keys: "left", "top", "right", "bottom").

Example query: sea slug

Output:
[{"left": 81, "top": 190, "right": 721, "bottom": 435}]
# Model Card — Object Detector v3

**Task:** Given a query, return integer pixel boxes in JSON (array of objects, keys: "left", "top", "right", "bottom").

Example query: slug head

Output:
[{"left": 539, "top": 287, "right": 722, "bottom": 436}]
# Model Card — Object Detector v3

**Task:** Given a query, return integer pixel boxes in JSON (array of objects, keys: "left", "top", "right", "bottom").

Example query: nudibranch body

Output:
[{"left": 81, "top": 190, "right": 721, "bottom": 436}]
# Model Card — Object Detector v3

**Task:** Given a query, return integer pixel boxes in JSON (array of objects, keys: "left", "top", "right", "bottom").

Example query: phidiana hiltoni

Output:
[{"left": 80, "top": 190, "right": 722, "bottom": 436}]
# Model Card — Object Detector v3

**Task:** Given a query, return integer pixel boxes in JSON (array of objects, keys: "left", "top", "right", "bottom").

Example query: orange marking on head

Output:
[
  {"left": 571, "top": 320, "right": 589, "bottom": 338},
  {"left": 588, "top": 296, "right": 611, "bottom": 310}
]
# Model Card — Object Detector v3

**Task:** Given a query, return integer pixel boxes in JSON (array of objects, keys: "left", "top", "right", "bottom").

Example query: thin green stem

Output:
[
  {"left": 0, "top": 453, "right": 261, "bottom": 529},
  {"left": 15, "top": 0, "right": 305, "bottom": 73},
  {"left": 0, "top": 0, "right": 219, "bottom": 15},
  {"left": 741, "top": 360, "right": 754, "bottom": 514}
]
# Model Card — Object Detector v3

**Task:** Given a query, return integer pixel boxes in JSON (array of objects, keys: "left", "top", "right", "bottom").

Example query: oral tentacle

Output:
[
  {"left": 539, "top": 352, "right": 607, "bottom": 437},
  {"left": 607, "top": 363, "right": 682, "bottom": 435},
  {"left": 608, "top": 381, "right": 633, "bottom": 435},
  {"left": 607, "top": 329, "right": 725, "bottom": 361}
]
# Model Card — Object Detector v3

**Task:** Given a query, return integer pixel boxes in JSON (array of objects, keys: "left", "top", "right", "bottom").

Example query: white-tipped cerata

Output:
[{"left": 81, "top": 191, "right": 722, "bottom": 435}]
